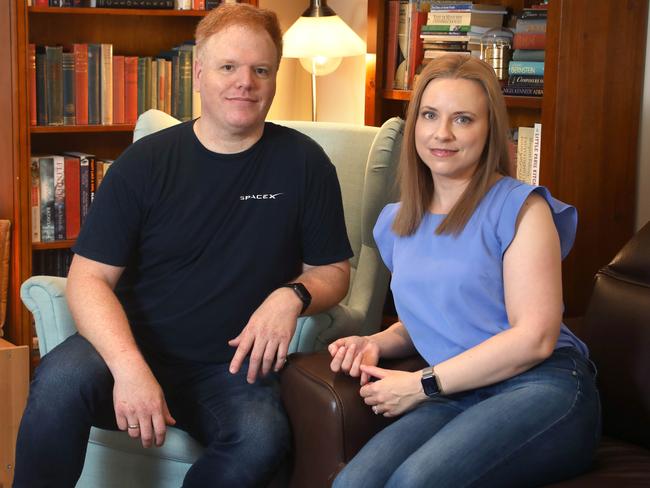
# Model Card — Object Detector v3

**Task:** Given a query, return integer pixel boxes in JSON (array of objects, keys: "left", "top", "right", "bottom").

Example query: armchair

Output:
[
  {"left": 20, "top": 111, "right": 403, "bottom": 487},
  {"left": 281, "top": 222, "right": 650, "bottom": 488}
]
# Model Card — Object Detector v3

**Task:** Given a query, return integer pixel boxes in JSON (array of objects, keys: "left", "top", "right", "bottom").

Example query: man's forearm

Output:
[{"left": 293, "top": 260, "right": 350, "bottom": 315}]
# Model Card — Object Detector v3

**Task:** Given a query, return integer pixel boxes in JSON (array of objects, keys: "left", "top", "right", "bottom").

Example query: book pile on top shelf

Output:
[
  {"left": 30, "top": 153, "right": 112, "bottom": 243},
  {"left": 421, "top": 1, "right": 507, "bottom": 63},
  {"left": 514, "top": 123, "right": 542, "bottom": 186},
  {"left": 504, "top": 1, "right": 548, "bottom": 97},
  {"left": 32, "top": 0, "right": 238, "bottom": 9},
  {"left": 29, "top": 42, "right": 200, "bottom": 127}
]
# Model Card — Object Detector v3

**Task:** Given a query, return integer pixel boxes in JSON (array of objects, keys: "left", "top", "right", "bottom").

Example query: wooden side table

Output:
[{"left": 0, "top": 338, "right": 29, "bottom": 488}]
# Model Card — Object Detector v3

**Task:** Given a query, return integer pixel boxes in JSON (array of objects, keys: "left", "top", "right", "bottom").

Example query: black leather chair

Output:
[{"left": 281, "top": 222, "right": 650, "bottom": 487}]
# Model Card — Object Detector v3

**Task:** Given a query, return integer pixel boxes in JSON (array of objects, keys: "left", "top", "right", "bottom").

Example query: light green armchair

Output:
[{"left": 20, "top": 110, "right": 404, "bottom": 487}]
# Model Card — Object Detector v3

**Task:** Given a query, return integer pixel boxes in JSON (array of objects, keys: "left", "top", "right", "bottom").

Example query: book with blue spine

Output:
[{"left": 508, "top": 61, "right": 544, "bottom": 76}]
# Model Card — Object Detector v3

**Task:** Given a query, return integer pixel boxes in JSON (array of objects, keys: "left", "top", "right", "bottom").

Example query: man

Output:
[{"left": 14, "top": 4, "right": 352, "bottom": 487}]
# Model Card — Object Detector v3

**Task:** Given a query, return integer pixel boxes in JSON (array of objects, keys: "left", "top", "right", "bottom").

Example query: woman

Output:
[{"left": 329, "top": 55, "right": 600, "bottom": 488}]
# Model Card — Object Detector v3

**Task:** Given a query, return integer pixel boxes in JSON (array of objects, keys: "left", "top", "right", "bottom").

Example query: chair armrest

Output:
[
  {"left": 20, "top": 276, "right": 77, "bottom": 356},
  {"left": 281, "top": 351, "right": 427, "bottom": 488}
]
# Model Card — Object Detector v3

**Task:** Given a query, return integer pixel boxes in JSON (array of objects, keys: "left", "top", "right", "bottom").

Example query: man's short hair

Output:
[{"left": 195, "top": 3, "right": 283, "bottom": 67}]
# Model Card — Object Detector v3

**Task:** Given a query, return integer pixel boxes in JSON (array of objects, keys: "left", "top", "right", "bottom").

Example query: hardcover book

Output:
[
  {"left": 53, "top": 155, "right": 66, "bottom": 240},
  {"left": 38, "top": 156, "right": 56, "bottom": 242},
  {"left": 45, "top": 46, "right": 64, "bottom": 126},
  {"left": 73, "top": 44, "right": 89, "bottom": 125},
  {"left": 87, "top": 44, "right": 101, "bottom": 125}
]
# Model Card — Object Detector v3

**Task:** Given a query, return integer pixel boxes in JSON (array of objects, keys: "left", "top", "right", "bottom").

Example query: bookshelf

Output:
[
  {"left": 366, "top": 0, "right": 648, "bottom": 317},
  {"left": 0, "top": 1, "right": 258, "bottom": 357}
]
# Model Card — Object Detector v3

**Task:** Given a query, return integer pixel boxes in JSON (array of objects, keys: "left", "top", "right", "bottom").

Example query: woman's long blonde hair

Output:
[{"left": 393, "top": 55, "right": 512, "bottom": 236}]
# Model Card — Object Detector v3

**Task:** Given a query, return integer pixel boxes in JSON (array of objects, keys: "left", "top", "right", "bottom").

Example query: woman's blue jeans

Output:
[
  {"left": 13, "top": 333, "right": 290, "bottom": 488},
  {"left": 334, "top": 347, "right": 601, "bottom": 488}
]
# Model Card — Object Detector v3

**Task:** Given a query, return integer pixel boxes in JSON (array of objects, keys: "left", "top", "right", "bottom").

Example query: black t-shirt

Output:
[{"left": 73, "top": 121, "right": 353, "bottom": 363}]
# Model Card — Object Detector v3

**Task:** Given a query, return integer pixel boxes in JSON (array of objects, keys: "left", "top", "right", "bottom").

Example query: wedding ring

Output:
[
  {"left": 372, "top": 406, "right": 378, "bottom": 415},
  {"left": 127, "top": 424, "right": 140, "bottom": 430}
]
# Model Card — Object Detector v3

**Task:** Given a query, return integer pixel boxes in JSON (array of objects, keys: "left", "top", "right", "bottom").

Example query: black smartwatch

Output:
[
  {"left": 281, "top": 283, "right": 312, "bottom": 314},
  {"left": 421, "top": 366, "right": 443, "bottom": 397}
]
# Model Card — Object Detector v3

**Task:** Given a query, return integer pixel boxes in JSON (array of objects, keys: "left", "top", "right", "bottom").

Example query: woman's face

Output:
[{"left": 414, "top": 77, "right": 489, "bottom": 184}]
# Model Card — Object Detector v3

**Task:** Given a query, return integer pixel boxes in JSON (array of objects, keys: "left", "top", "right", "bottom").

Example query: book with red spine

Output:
[
  {"left": 113, "top": 55, "right": 125, "bottom": 124},
  {"left": 513, "top": 32, "right": 546, "bottom": 50},
  {"left": 124, "top": 56, "right": 138, "bottom": 124},
  {"left": 407, "top": 7, "right": 427, "bottom": 89},
  {"left": 64, "top": 155, "right": 81, "bottom": 240},
  {"left": 73, "top": 43, "right": 89, "bottom": 125}
]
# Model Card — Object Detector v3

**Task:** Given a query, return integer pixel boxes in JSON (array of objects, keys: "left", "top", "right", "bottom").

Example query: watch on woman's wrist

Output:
[{"left": 421, "top": 366, "right": 443, "bottom": 397}]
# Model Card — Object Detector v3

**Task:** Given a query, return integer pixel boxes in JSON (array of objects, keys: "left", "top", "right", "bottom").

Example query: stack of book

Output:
[
  {"left": 421, "top": 1, "right": 507, "bottom": 65},
  {"left": 29, "top": 42, "right": 199, "bottom": 127},
  {"left": 32, "top": 249, "right": 74, "bottom": 278},
  {"left": 30, "top": 153, "right": 113, "bottom": 243},
  {"left": 504, "top": 1, "right": 547, "bottom": 96},
  {"left": 33, "top": 0, "right": 234, "bottom": 8}
]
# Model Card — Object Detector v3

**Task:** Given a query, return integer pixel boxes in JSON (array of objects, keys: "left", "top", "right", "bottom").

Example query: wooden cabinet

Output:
[
  {"left": 365, "top": 0, "right": 648, "bottom": 316},
  {"left": 0, "top": 2, "right": 257, "bottom": 354}
]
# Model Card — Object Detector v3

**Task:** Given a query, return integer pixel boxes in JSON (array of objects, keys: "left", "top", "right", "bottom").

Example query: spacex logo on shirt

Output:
[{"left": 239, "top": 193, "right": 284, "bottom": 201}]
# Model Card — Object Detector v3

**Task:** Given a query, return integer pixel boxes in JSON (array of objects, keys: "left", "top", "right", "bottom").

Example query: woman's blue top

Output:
[{"left": 373, "top": 177, "right": 588, "bottom": 365}]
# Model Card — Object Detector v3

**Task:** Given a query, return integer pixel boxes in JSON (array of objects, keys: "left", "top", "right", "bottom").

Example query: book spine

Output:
[
  {"left": 507, "top": 74, "right": 544, "bottom": 86},
  {"left": 508, "top": 61, "right": 544, "bottom": 76},
  {"left": 502, "top": 85, "right": 543, "bottom": 96},
  {"left": 62, "top": 52, "right": 76, "bottom": 125},
  {"left": 421, "top": 24, "right": 471, "bottom": 33},
  {"left": 531, "top": 123, "right": 542, "bottom": 186},
  {"left": 64, "top": 156, "right": 81, "bottom": 240},
  {"left": 74, "top": 44, "right": 89, "bottom": 125},
  {"left": 124, "top": 56, "right": 139, "bottom": 123},
  {"left": 79, "top": 156, "right": 90, "bottom": 226},
  {"left": 513, "top": 32, "right": 546, "bottom": 50},
  {"left": 384, "top": 0, "right": 400, "bottom": 91},
  {"left": 36, "top": 50, "right": 48, "bottom": 125},
  {"left": 192, "top": 0, "right": 204, "bottom": 9},
  {"left": 39, "top": 157, "right": 56, "bottom": 243},
  {"left": 53, "top": 156, "right": 66, "bottom": 240},
  {"left": 165, "top": 60, "right": 173, "bottom": 115},
  {"left": 89, "top": 157, "right": 96, "bottom": 204},
  {"left": 511, "top": 49, "right": 545, "bottom": 62},
  {"left": 45, "top": 46, "right": 64, "bottom": 126},
  {"left": 150, "top": 59, "right": 158, "bottom": 111},
  {"left": 171, "top": 53, "right": 179, "bottom": 117},
  {"left": 428, "top": 2, "right": 473, "bottom": 10},
  {"left": 29, "top": 44, "right": 37, "bottom": 126},
  {"left": 427, "top": 12, "right": 471, "bottom": 26},
  {"left": 113, "top": 55, "right": 125, "bottom": 124},
  {"left": 157, "top": 58, "right": 166, "bottom": 113},
  {"left": 178, "top": 49, "right": 193, "bottom": 121},
  {"left": 30, "top": 157, "right": 41, "bottom": 243},
  {"left": 515, "top": 17, "right": 547, "bottom": 33},
  {"left": 100, "top": 44, "right": 113, "bottom": 125},
  {"left": 516, "top": 126, "right": 534, "bottom": 186},
  {"left": 137, "top": 57, "right": 147, "bottom": 116},
  {"left": 87, "top": 44, "right": 101, "bottom": 124}
]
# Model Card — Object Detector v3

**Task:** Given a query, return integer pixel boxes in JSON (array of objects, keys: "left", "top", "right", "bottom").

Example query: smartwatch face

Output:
[{"left": 422, "top": 376, "right": 441, "bottom": 397}]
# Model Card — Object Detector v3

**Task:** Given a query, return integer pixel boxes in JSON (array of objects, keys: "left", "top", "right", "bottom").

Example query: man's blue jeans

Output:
[
  {"left": 334, "top": 347, "right": 601, "bottom": 488},
  {"left": 13, "top": 333, "right": 290, "bottom": 488}
]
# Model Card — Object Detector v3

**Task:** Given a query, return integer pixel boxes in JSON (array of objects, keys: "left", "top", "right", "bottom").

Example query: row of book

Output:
[
  {"left": 31, "top": 153, "right": 112, "bottom": 243},
  {"left": 32, "top": 249, "right": 74, "bottom": 279},
  {"left": 504, "top": 2, "right": 547, "bottom": 97},
  {"left": 29, "top": 42, "right": 198, "bottom": 127},
  {"left": 31, "top": 0, "right": 239, "bottom": 9}
]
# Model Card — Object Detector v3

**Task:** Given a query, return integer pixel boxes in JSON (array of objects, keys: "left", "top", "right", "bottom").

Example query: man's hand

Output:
[
  {"left": 358, "top": 365, "right": 426, "bottom": 417},
  {"left": 228, "top": 287, "right": 301, "bottom": 383},
  {"left": 113, "top": 366, "right": 176, "bottom": 448},
  {"left": 329, "top": 336, "right": 380, "bottom": 385}
]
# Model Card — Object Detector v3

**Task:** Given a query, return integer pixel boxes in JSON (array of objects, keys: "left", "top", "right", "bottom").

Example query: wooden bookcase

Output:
[
  {"left": 0, "top": 1, "right": 258, "bottom": 355},
  {"left": 365, "top": 0, "right": 648, "bottom": 317}
]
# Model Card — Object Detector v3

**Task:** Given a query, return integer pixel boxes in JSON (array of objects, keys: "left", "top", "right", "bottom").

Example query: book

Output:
[
  {"left": 100, "top": 43, "right": 113, "bottom": 125},
  {"left": 394, "top": 0, "right": 411, "bottom": 90},
  {"left": 507, "top": 74, "right": 544, "bottom": 86},
  {"left": 420, "top": 33, "right": 471, "bottom": 43},
  {"left": 508, "top": 61, "right": 544, "bottom": 76},
  {"left": 516, "top": 124, "right": 541, "bottom": 186},
  {"left": 515, "top": 17, "right": 547, "bottom": 33},
  {"left": 36, "top": 48, "right": 48, "bottom": 126},
  {"left": 29, "top": 44, "right": 37, "bottom": 126},
  {"left": 124, "top": 56, "right": 138, "bottom": 124},
  {"left": 113, "top": 55, "right": 125, "bottom": 124},
  {"left": 512, "top": 49, "right": 545, "bottom": 62},
  {"left": 87, "top": 44, "right": 101, "bottom": 125},
  {"left": 424, "top": 49, "right": 471, "bottom": 59},
  {"left": 38, "top": 156, "right": 55, "bottom": 242},
  {"left": 513, "top": 32, "right": 546, "bottom": 50},
  {"left": 384, "top": 0, "right": 400, "bottom": 90},
  {"left": 64, "top": 152, "right": 94, "bottom": 227},
  {"left": 30, "top": 157, "right": 41, "bottom": 243},
  {"left": 177, "top": 47, "right": 193, "bottom": 121},
  {"left": 45, "top": 46, "right": 64, "bottom": 126},
  {"left": 422, "top": 24, "right": 471, "bottom": 33},
  {"left": 150, "top": 59, "right": 158, "bottom": 110},
  {"left": 62, "top": 51, "right": 76, "bottom": 125},
  {"left": 137, "top": 57, "right": 147, "bottom": 116},
  {"left": 53, "top": 155, "right": 66, "bottom": 240},
  {"left": 64, "top": 155, "right": 81, "bottom": 240},
  {"left": 502, "top": 85, "right": 543, "bottom": 97},
  {"left": 73, "top": 43, "right": 89, "bottom": 125},
  {"left": 426, "top": 9, "right": 506, "bottom": 29}
]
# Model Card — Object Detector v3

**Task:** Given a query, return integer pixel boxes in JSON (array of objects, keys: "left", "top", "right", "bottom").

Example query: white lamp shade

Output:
[{"left": 283, "top": 15, "right": 366, "bottom": 59}]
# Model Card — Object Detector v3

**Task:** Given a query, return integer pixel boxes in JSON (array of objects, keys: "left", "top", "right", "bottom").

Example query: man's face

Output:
[{"left": 194, "top": 24, "right": 278, "bottom": 137}]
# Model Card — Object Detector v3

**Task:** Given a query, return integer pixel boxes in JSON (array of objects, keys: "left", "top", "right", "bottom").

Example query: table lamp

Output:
[{"left": 283, "top": 0, "right": 366, "bottom": 121}]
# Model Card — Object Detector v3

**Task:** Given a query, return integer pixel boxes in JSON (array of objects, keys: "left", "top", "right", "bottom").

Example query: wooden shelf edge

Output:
[
  {"left": 31, "top": 124, "right": 135, "bottom": 133},
  {"left": 32, "top": 240, "right": 75, "bottom": 251},
  {"left": 28, "top": 6, "right": 208, "bottom": 17}
]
